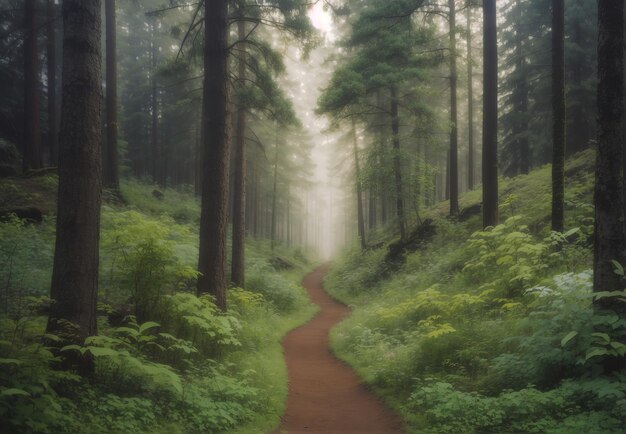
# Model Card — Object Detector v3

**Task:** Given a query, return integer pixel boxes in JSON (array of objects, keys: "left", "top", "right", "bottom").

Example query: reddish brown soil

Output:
[{"left": 274, "top": 265, "right": 404, "bottom": 434}]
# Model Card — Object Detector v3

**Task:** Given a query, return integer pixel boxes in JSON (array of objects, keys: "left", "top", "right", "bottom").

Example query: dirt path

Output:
[{"left": 274, "top": 265, "right": 404, "bottom": 434}]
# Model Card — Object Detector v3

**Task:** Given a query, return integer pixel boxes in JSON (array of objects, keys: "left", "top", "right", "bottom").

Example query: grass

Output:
[
  {"left": 323, "top": 150, "right": 626, "bottom": 433},
  {"left": 0, "top": 174, "right": 319, "bottom": 434}
]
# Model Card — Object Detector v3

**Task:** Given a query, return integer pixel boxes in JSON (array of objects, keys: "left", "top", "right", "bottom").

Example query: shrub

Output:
[{"left": 246, "top": 262, "right": 306, "bottom": 313}]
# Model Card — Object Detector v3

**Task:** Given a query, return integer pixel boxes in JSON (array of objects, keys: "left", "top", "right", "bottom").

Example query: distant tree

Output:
[
  {"left": 594, "top": 0, "right": 625, "bottom": 307},
  {"left": 500, "top": 0, "right": 530, "bottom": 176},
  {"left": 466, "top": 0, "right": 475, "bottom": 190},
  {"left": 47, "top": 0, "right": 102, "bottom": 369},
  {"left": 516, "top": 0, "right": 530, "bottom": 176},
  {"left": 448, "top": 0, "right": 459, "bottom": 217},
  {"left": 345, "top": 0, "right": 438, "bottom": 240},
  {"left": 390, "top": 85, "right": 407, "bottom": 240},
  {"left": 500, "top": 0, "right": 597, "bottom": 174},
  {"left": 352, "top": 119, "right": 367, "bottom": 250},
  {"left": 23, "top": 0, "right": 41, "bottom": 171},
  {"left": 150, "top": 20, "right": 160, "bottom": 187},
  {"left": 46, "top": 0, "right": 58, "bottom": 166},
  {"left": 270, "top": 137, "right": 279, "bottom": 251},
  {"left": 197, "top": 0, "right": 231, "bottom": 311},
  {"left": 231, "top": 9, "right": 247, "bottom": 287},
  {"left": 104, "top": 0, "right": 120, "bottom": 192},
  {"left": 482, "top": 0, "right": 498, "bottom": 228},
  {"left": 551, "top": 0, "right": 565, "bottom": 233}
]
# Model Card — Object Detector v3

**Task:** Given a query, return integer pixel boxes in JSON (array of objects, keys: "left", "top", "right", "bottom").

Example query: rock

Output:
[{"left": 459, "top": 203, "right": 482, "bottom": 222}]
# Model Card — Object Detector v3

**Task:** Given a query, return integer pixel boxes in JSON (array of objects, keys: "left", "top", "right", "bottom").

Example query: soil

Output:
[{"left": 274, "top": 265, "right": 405, "bottom": 434}]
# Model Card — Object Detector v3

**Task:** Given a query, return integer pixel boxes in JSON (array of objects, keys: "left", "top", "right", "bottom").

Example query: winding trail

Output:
[{"left": 274, "top": 265, "right": 404, "bottom": 434}]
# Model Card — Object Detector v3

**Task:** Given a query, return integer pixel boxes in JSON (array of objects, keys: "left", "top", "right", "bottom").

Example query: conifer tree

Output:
[
  {"left": 47, "top": 0, "right": 103, "bottom": 361},
  {"left": 482, "top": 0, "right": 498, "bottom": 228}
]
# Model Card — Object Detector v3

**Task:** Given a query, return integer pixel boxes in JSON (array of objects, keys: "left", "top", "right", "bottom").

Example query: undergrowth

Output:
[
  {"left": 0, "top": 178, "right": 317, "bottom": 434},
  {"left": 326, "top": 150, "right": 626, "bottom": 434}
]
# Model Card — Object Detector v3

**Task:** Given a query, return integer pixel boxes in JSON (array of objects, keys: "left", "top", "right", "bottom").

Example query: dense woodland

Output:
[{"left": 0, "top": 0, "right": 625, "bottom": 433}]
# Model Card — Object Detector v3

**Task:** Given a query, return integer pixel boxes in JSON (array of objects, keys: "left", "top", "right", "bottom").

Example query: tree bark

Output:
[
  {"left": 197, "top": 0, "right": 231, "bottom": 311},
  {"left": 516, "top": 0, "right": 530, "bottom": 175},
  {"left": 150, "top": 22, "right": 159, "bottom": 185},
  {"left": 466, "top": 0, "right": 474, "bottom": 190},
  {"left": 390, "top": 86, "right": 406, "bottom": 240},
  {"left": 352, "top": 119, "right": 367, "bottom": 251},
  {"left": 551, "top": 0, "right": 566, "bottom": 232},
  {"left": 46, "top": 0, "right": 58, "bottom": 166},
  {"left": 482, "top": 0, "right": 498, "bottom": 228},
  {"left": 271, "top": 142, "right": 279, "bottom": 251},
  {"left": 195, "top": 104, "right": 203, "bottom": 197},
  {"left": 47, "top": 0, "right": 102, "bottom": 356},
  {"left": 231, "top": 13, "right": 247, "bottom": 287},
  {"left": 448, "top": 0, "right": 459, "bottom": 216},
  {"left": 104, "top": 0, "right": 119, "bottom": 191},
  {"left": 595, "top": 1, "right": 625, "bottom": 312},
  {"left": 23, "top": 0, "right": 42, "bottom": 171},
  {"left": 368, "top": 188, "right": 376, "bottom": 230}
]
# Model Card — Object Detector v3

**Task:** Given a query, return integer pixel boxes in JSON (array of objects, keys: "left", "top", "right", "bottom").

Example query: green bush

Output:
[
  {"left": 246, "top": 262, "right": 307, "bottom": 313},
  {"left": 0, "top": 216, "right": 54, "bottom": 315}
]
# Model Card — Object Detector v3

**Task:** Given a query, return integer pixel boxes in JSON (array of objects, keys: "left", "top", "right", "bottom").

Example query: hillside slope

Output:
[
  {"left": 325, "top": 150, "right": 626, "bottom": 434},
  {"left": 0, "top": 176, "right": 317, "bottom": 434}
]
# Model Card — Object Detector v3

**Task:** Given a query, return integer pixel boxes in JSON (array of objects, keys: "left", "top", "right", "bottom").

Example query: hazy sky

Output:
[
  {"left": 278, "top": 4, "right": 346, "bottom": 258},
  {"left": 309, "top": 2, "right": 334, "bottom": 39}
]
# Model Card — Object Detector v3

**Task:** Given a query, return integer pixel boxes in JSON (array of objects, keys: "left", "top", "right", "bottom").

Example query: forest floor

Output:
[{"left": 275, "top": 265, "right": 404, "bottom": 434}]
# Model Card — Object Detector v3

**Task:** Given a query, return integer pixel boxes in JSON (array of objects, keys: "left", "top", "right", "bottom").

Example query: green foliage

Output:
[
  {"left": 0, "top": 216, "right": 54, "bottom": 315},
  {"left": 0, "top": 315, "right": 80, "bottom": 434},
  {"left": 100, "top": 210, "right": 199, "bottom": 315},
  {"left": 168, "top": 364, "right": 260, "bottom": 434},
  {"left": 462, "top": 215, "right": 548, "bottom": 297},
  {"left": 324, "top": 246, "right": 389, "bottom": 297},
  {"left": 325, "top": 155, "right": 626, "bottom": 433},
  {"left": 0, "top": 172, "right": 317, "bottom": 433},
  {"left": 407, "top": 379, "right": 626, "bottom": 434},
  {"left": 245, "top": 261, "right": 309, "bottom": 313},
  {"left": 154, "top": 292, "right": 242, "bottom": 357}
]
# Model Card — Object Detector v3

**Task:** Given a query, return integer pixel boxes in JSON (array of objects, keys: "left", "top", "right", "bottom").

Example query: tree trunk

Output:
[
  {"left": 482, "top": 0, "right": 498, "bottom": 228},
  {"left": 150, "top": 23, "right": 159, "bottom": 185},
  {"left": 231, "top": 13, "right": 247, "bottom": 287},
  {"left": 104, "top": 0, "right": 120, "bottom": 191},
  {"left": 23, "top": 0, "right": 42, "bottom": 171},
  {"left": 466, "top": 0, "right": 474, "bottom": 190},
  {"left": 568, "top": 17, "right": 589, "bottom": 156},
  {"left": 594, "top": 0, "right": 625, "bottom": 340},
  {"left": 448, "top": 0, "right": 459, "bottom": 216},
  {"left": 195, "top": 105, "right": 203, "bottom": 197},
  {"left": 47, "top": 0, "right": 102, "bottom": 364},
  {"left": 46, "top": 0, "right": 58, "bottom": 166},
  {"left": 390, "top": 86, "right": 406, "bottom": 240},
  {"left": 516, "top": 0, "right": 530, "bottom": 175},
  {"left": 551, "top": 0, "right": 566, "bottom": 233},
  {"left": 352, "top": 119, "right": 367, "bottom": 250},
  {"left": 271, "top": 143, "right": 279, "bottom": 251},
  {"left": 197, "top": 0, "right": 230, "bottom": 311},
  {"left": 251, "top": 160, "right": 258, "bottom": 238},
  {"left": 376, "top": 89, "right": 387, "bottom": 226},
  {"left": 368, "top": 188, "right": 376, "bottom": 230}
]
